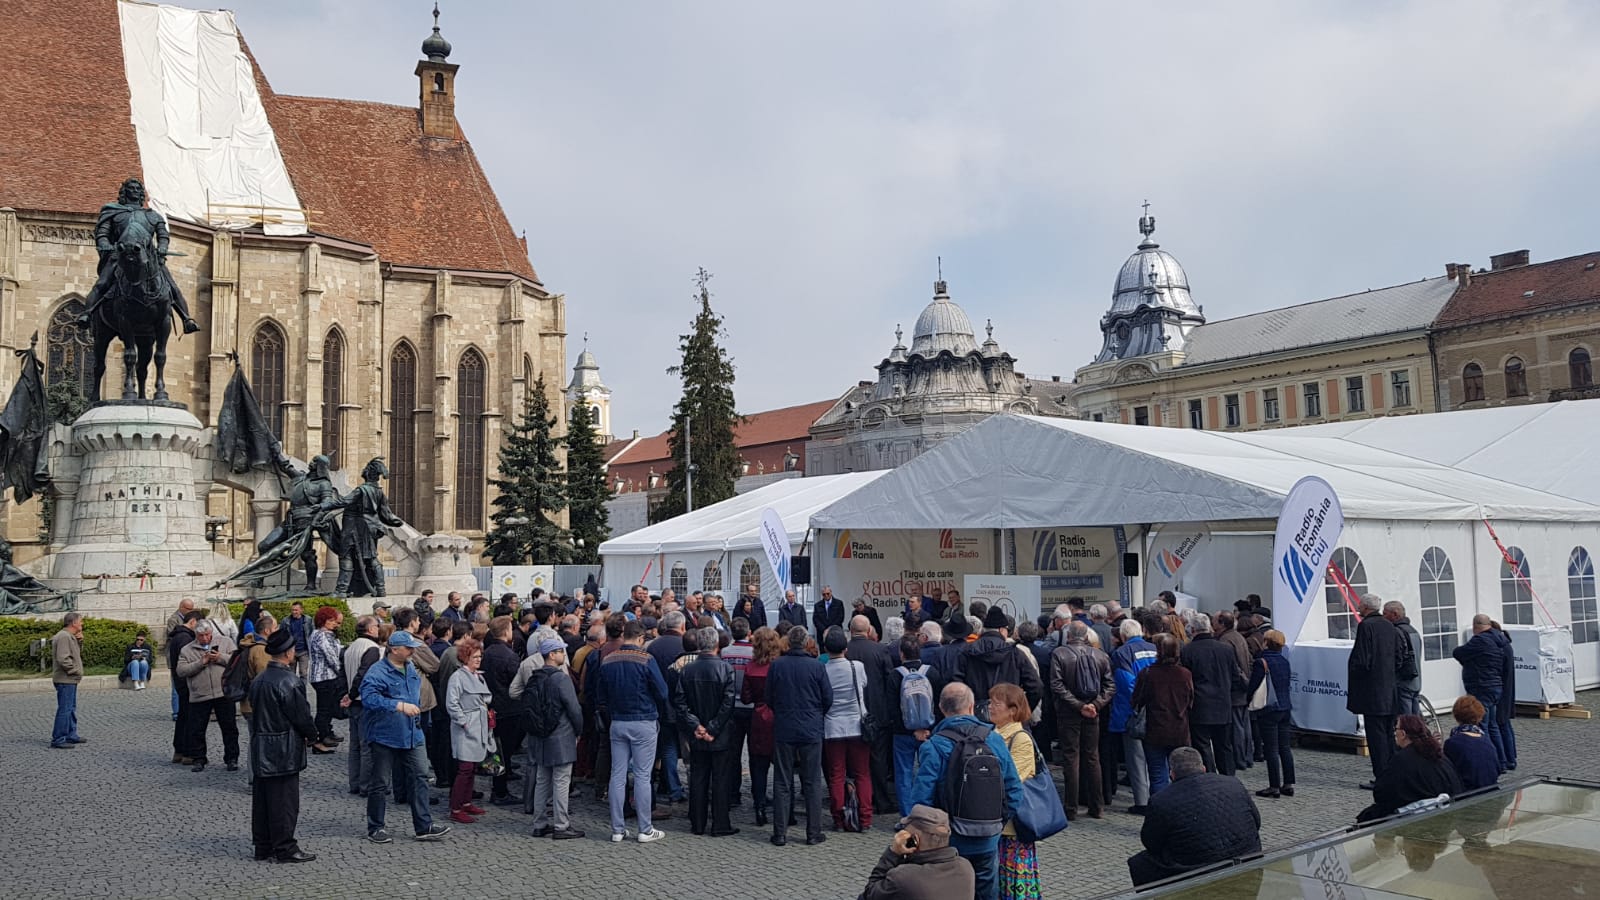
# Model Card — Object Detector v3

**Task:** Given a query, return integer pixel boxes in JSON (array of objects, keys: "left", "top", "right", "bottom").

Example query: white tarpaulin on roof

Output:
[{"left": 118, "top": 1, "right": 306, "bottom": 235}]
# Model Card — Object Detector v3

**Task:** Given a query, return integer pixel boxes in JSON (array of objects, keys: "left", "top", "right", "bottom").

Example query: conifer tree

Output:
[
  {"left": 653, "top": 268, "right": 742, "bottom": 522},
  {"left": 483, "top": 374, "right": 571, "bottom": 564},
  {"left": 564, "top": 398, "right": 611, "bottom": 564}
]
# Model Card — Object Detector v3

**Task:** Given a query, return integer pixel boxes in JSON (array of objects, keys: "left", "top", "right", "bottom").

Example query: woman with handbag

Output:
[
  {"left": 821, "top": 626, "right": 873, "bottom": 831},
  {"left": 444, "top": 637, "right": 492, "bottom": 824},
  {"left": 743, "top": 627, "right": 783, "bottom": 827},
  {"left": 1131, "top": 634, "right": 1193, "bottom": 795},
  {"left": 1245, "top": 629, "right": 1295, "bottom": 798},
  {"left": 990, "top": 682, "right": 1048, "bottom": 899}
]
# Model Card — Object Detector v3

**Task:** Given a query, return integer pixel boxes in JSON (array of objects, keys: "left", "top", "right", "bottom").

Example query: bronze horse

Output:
[{"left": 88, "top": 213, "right": 174, "bottom": 403}]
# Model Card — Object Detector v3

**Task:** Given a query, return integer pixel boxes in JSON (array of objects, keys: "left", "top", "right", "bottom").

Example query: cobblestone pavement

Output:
[{"left": 4, "top": 687, "right": 1596, "bottom": 900}]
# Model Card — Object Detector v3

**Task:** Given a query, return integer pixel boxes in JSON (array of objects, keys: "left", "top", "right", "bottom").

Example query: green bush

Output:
[
  {"left": 228, "top": 597, "right": 357, "bottom": 642},
  {"left": 0, "top": 615, "right": 146, "bottom": 672}
]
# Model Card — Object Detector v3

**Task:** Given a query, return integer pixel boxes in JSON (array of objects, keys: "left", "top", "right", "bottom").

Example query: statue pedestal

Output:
[{"left": 46, "top": 403, "right": 235, "bottom": 581}]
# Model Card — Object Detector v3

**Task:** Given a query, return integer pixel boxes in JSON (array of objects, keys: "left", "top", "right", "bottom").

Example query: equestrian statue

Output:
[{"left": 78, "top": 177, "right": 201, "bottom": 403}]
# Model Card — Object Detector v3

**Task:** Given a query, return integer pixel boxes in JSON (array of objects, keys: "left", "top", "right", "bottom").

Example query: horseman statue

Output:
[{"left": 78, "top": 177, "right": 201, "bottom": 403}]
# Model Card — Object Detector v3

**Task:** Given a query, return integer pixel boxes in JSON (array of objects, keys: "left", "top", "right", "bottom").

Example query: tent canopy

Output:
[
  {"left": 600, "top": 472, "right": 887, "bottom": 557},
  {"left": 808, "top": 413, "right": 1600, "bottom": 531}
]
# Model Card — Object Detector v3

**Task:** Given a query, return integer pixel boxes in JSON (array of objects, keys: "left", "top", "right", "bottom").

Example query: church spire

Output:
[
  {"left": 416, "top": 2, "right": 460, "bottom": 139},
  {"left": 1138, "top": 199, "right": 1158, "bottom": 249}
]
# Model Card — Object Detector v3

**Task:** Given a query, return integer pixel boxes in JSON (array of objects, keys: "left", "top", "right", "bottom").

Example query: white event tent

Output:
[{"left": 599, "top": 472, "right": 886, "bottom": 609}]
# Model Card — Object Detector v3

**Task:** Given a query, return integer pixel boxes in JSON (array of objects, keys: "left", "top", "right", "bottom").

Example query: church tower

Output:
[
  {"left": 566, "top": 340, "right": 612, "bottom": 442},
  {"left": 415, "top": 4, "right": 459, "bottom": 139},
  {"left": 1092, "top": 204, "right": 1205, "bottom": 362}
]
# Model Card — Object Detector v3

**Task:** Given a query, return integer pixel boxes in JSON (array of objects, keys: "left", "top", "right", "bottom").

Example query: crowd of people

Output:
[{"left": 40, "top": 579, "right": 1525, "bottom": 896}]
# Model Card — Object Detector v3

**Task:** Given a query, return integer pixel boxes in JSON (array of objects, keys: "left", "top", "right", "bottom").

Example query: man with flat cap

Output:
[
  {"left": 248, "top": 628, "right": 320, "bottom": 863},
  {"left": 858, "top": 804, "right": 975, "bottom": 899}
]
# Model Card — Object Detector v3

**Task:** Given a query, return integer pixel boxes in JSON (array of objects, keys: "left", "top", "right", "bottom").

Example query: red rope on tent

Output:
[
  {"left": 1481, "top": 518, "right": 1557, "bottom": 627},
  {"left": 1326, "top": 560, "right": 1363, "bottom": 621}
]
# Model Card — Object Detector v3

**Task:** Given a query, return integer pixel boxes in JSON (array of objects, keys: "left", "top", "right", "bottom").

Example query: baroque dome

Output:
[
  {"left": 910, "top": 281, "right": 979, "bottom": 357},
  {"left": 1093, "top": 208, "right": 1205, "bottom": 363}
]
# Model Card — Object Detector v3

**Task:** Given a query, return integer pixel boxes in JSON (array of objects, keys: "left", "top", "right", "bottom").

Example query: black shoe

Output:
[
  {"left": 254, "top": 850, "right": 271, "bottom": 861},
  {"left": 472, "top": 790, "right": 484, "bottom": 800},
  {"left": 67, "top": 737, "right": 88, "bottom": 744},
  {"left": 770, "top": 835, "right": 787, "bottom": 847},
  {"left": 710, "top": 828, "right": 741, "bottom": 837},
  {"left": 552, "top": 827, "right": 585, "bottom": 840},
  {"left": 490, "top": 795, "right": 519, "bottom": 807},
  {"left": 50, "top": 743, "right": 74, "bottom": 750},
  {"left": 274, "top": 850, "right": 316, "bottom": 863},
  {"left": 1256, "top": 788, "right": 1281, "bottom": 799},
  {"left": 225, "top": 762, "right": 239, "bottom": 772},
  {"left": 1127, "top": 804, "right": 1150, "bottom": 815},
  {"left": 1358, "top": 781, "right": 1376, "bottom": 791},
  {"left": 191, "top": 761, "right": 207, "bottom": 772},
  {"left": 754, "top": 810, "right": 768, "bottom": 827},
  {"left": 531, "top": 825, "right": 554, "bottom": 838},
  {"left": 415, "top": 824, "right": 452, "bottom": 841},
  {"left": 367, "top": 830, "right": 392, "bottom": 844},
  {"left": 806, "top": 834, "right": 827, "bottom": 846},
  {"left": 327, "top": 735, "right": 345, "bottom": 744},
  {"left": 1281, "top": 785, "right": 1296, "bottom": 797}
]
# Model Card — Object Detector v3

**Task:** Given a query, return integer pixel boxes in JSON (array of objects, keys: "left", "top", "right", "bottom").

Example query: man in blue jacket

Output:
[
  {"left": 766, "top": 625, "right": 832, "bottom": 847},
  {"left": 1110, "top": 619, "right": 1158, "bottom": 814},
  {"left": 596, "top": 619, "right": 670, "bottom": 843},
  {"left": 359, "top": 631, "right": 451, "bottom": 844},
  {"left": 1452, "top": 615, "right": 1508, "bottom": 771},
  {"left": 907, "top": 683, "right": 1023, "bottom": 900}
]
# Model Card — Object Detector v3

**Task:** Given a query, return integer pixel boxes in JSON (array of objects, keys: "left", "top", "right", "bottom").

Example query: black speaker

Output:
[
  {"left": 1123, "top": 552, "right": 1141, "bottom": 577},
  {"left": 790, "top": 555, "right": 812, "bottom": 585}
]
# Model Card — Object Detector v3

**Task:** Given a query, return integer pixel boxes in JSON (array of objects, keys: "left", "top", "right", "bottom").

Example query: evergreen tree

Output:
[
  {"left": 483, "top": 374, "right": 571, "bottom": 565},
  {"left": 564, "top": 399, "right": 611, "bottom": 564},
  {"left": 653, "top": 268, "right": 742, "bottom": 522}
]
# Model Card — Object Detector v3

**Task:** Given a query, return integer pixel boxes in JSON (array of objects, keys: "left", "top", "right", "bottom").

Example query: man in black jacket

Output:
[
  {"left": 957, "top": 607, "right": 1045, "bottom": 717},
  {"left": 1453, "top": 614, "right": 1509, "bottom": 770},
  {"left": 767, "top": 625, "right": 832, "bottom": 846},
  {"left": 1128, "top": 747, "right": 1261, "bottom": 887},
  {"left": 673, "top": 626, "right": 738, "bottom": 836},
  {"left": 848, "top": 615, "right": 899, "bottom": 816},
  {"left": 1347, "top": 597, "right": 1404, "bottom": 785},
  {"left": 1180, "top": 613, "right": 1247, "bottom": 776},
  {"left": 813, "top": 587, "right": 845, "bottom": 642},
  {"left": 777, "top": 590, "right": 807, "bottom": 632},
  {"left": 167, "top": 610, "right": 202, "bottom": 764},
  {"left": 482, "top": 616, "right": 527, "bottom": 804},
  {"left": 732, "top": 582, "right": 769, "bottom": 631},
  {"left": 249, "top": 629, "right": 320, "bottom": 863},
  {"left": 1383, "top": 601, "right": 1423, "bottom": 716}
]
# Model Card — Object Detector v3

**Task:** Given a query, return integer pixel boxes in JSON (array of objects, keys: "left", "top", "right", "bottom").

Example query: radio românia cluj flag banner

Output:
[
  {"left": 1146, "top": 525, "right": 1213, "bottom": 594},
  {"left": 1271, "top": 476, "right": 1344, "bottom": 646}
]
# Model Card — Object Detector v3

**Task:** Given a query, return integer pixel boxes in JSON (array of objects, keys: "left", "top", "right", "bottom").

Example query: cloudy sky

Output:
[{"left": 236, "top": 1, "right": 1600, "bottom": 435}]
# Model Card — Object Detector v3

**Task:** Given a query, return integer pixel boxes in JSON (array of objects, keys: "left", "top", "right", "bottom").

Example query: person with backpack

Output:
[
  {"left": 953, "top": 608, "right": 1044, "bottom": 724},
  {"left": 907, "top": 682, "right": 1023, "bottom": 900},
  {"left": 175, "top": 620, "right": 240, "bottom": 773},
  {"left": 1048, "top": 622, "right": 1114, "bottom": 820},
  {"left": 673, "top": 626, "right": 738, "bottom": 836},
  {"left": 891, "top": 636, "right": 938, "bottom": 818},
  {"left": 525, "top": 638, "right": 584, "bottom": 839}
]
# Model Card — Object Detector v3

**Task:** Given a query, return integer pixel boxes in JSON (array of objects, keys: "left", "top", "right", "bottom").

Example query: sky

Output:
[{"left": 234, "top": 1, "right": 1600, "bottom": 436}]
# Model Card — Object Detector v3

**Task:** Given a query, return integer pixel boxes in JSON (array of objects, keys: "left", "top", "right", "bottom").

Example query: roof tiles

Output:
[{"left": 1432, "top": 252, "right": 1600, "bottom": 329}]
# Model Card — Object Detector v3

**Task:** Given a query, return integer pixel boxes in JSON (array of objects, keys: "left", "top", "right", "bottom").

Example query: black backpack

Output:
[
  {"left": 523, "top": 668, "right": 564, "bottom": 739},
  {"left": 221, "top": 646, "right": 252, "bottom": 703},
  {"left": 1071, "top": 649, "right": 1103, "bottom": 702},
  {"left": 939, "top": 721, "right": 1006, "bottom": 837}
]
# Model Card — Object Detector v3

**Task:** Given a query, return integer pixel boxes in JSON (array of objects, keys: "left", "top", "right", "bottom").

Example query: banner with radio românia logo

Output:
[
  {"left": 1271, "top": 476, "right": 1344, "bottom": 646},
  {"left": 1146, "top": 525, "right": 1213, "bottom": 593}
]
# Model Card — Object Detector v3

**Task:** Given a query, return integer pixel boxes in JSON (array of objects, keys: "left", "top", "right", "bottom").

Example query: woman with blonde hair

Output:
[
  {"left": 989, "top": 682, "right": 1042, "bottom": 898},
  {"left": 209, "top": 600, "right": 239, "bottom": 643}
]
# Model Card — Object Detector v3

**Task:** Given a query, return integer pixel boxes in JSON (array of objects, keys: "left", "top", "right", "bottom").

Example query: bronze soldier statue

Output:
[
  {"left": 258, "top": 455, "right": 343, "bottom": 591},
  {"left": 325, "top": 457, "right": 405, "bottom": 597},
  {"left": 78, "top": 178, "right": 201, "bottom": 334}
]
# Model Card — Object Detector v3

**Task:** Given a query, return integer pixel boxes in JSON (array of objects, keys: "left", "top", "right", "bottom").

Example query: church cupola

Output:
[
  {"left": 1092, "top": 203, "right": 1205, "bottom": 363},
  {"left": 415, "top": 3, "right": 460, "bottom": 139}
]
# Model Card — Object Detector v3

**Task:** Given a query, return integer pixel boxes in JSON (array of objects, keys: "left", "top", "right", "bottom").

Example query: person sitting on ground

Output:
[
  {"left": 1128, "top": 747, "right": 1262, "bottom": 888},
  {"left": 1443, "top": 696, "right": 1501, "bottom": 792},
  {"left": 121, "top": 631, "right": 154, "bottom": 690},
  {"left": 858, "top": 804, "right": 976, "bottom": 900},
  {"left": 1356, "top": 714, "right": 1463, "bottom": 823}
]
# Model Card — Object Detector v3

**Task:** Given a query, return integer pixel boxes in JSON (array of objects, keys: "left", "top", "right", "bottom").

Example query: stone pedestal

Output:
[
  {"left": 46, "top": 403, "right": 233, "bottom": 580},
  {"left": 403, "top": 532, "right": 478, "bottom": 596}
]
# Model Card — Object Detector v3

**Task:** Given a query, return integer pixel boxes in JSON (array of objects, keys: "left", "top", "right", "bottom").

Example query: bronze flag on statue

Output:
[
  {"left": 0, "top": 335, "right": 52, "bottom": 504},
  {"left": 216, "top": 363, "right": 293, "bottom": 475}
]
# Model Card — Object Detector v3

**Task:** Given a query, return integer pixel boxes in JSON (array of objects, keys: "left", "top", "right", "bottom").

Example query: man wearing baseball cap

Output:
[
  {"left": 358, "top": 630, "right": 451, "bottom": 844},
  {"left": 858, "top": 805, "right": 974, "bottom": 900}
]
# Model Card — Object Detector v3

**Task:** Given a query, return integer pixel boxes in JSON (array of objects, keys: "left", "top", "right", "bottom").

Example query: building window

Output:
[
  {"left": 1188, "top": 399, "right": 1203, "bottom": 429},
  {"left": 1134, "top": 405, "right": 1150, "bottom": 426},
  {"left": 1325, "top": 547, "right": 1365, "bottom": 640},
  {"left": 740, "top": 558, "right": 761, "bottom": 596},
  {"left": 1500, "top": 545, "right": 1533, "bottom": 625},
  {"left": 251, "top": 322, "right": 287, "bottom": 438},
  {"left": 1418, "top": 547, "right": 1458, "bottom": 661},
  {"left": 1463, "top": 363, "right": 1485, "bottom": 402},
  {"left": 1092, "top": 413, "right": 1104, "bottom": 423},
  {"left": 703, "top": 560, "right": 723, "bottom": 593},
  {"left": 47, "top": 297, "right": 96, "bottom": 400},
  {"left": 1391, "top": 370, "right": 1412, "bottom": 407},
  {"left": 1224, "top": 394, "right": 1240, "bottom": 428},
  {"left": 389, "top": 342, "right": 418, "bottom": 523},
  {"left": 1303, "top": 382, "right": 1321, "bottom": 418},
  {"left": 455, "top": 349, "right": 487, "bottom": 530},
  {"left": 1262, "top": 389, "right": 1279, "bottom": 422},
  {"left": 670, "top": 562, "right": 688, "bottom": 596},
  {"left": 1346, "top": 376, "right": 1365, "bottom": 413},
  {"left": 321, "top": 330, "right": 343, "bottom": 465},
  {"left": 1571, "top": 348, "right": 1593, "bottom": 388},
  {"left": 1503, "top": 357, "right": 1528, "bottom": 398},
  {"left": 1570, "top": 547, "right": 1598, "bottom": 644}
]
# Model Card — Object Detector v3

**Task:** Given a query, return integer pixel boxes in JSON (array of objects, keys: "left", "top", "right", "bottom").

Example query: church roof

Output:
[
  {"left": 0, "top": 0, "right": 538, "bottom": 282},
  {"left": 910, "top": 281, "right": 979, "bottom": 357}
]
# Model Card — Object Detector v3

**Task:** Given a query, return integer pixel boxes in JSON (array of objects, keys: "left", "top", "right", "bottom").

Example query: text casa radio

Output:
[{"left": 938, "top": 529, "right": 980, "bottom": 561}]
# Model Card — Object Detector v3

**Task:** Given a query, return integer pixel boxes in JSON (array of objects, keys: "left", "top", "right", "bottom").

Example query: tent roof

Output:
[
  {"left": 600, "top": 471, "right": 887, "bottom": 557},
  {"left": 808, "top": 412, "right": 1600, "bottom": 531}
]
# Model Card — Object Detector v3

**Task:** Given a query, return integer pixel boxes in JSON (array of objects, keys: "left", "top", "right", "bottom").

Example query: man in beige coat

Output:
[
  {"left": 176, "top": 620, "right": 240, "bottom": 773},
  {"left": 50, "top": 613, "right": 86, "bottom": 749}
]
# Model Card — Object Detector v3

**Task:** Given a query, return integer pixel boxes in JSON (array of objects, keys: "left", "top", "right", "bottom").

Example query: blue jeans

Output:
[
  {"left": 1471, "top": 689, "right": 1509, "bottom": 770},
  {"left": 1145, "top": 744, "right": 1173, "bottom": 795},
  {"left": 365, "top": 742, "right": 432, "bottom": 836},
  {"left": 128, "top": 660, "right": 150, "bottom": 682},
  {"left": 609, "top": 719, "right": 658, "bottom": 835},
  {"left": 952, "top": 834, "right": 999, "bottom": 900},
  {"left": 893, "top": 734, "right": 921, "bottom": 817},
  {"left": 52, "top": 683, "right": 79, "bottom": 746},
  {"left": 661, "top": 733, "right": 685, "bottom": 800},
  {"left": 171, "top": 683, "right": 180, "bottom": 720}
]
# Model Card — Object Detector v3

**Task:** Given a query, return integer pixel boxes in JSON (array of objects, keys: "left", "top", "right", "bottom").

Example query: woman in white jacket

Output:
[
  {"left": 445, "top": 637, "right": 493, "bottom": 824},
  {"left": 820, "top": 626, "right": 873, "bottom": 830}
]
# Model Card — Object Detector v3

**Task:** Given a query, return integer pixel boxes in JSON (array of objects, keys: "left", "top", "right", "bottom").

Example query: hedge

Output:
[
  {"left": 0, "top": 615, "right": 146, "bottom": 672},
  {"left": 227, "top": 597, "right": 357, "bottom": 643}
]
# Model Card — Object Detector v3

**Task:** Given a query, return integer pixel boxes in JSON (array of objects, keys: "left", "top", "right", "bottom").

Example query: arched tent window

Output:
[
  {"left": 670, "top": 562, "right": 689, "bottom": 596},
  {"left": 321, "top": 329, "right": 344, "bottom": 465},
  {"left": 1504, "top": 357, "right": 1528, "bottom": 398},
  {"left": 389, "top": 341, "right": 418, "bottom": 523},
  {"left": 703, "top": 560, "right": 723, "bottom": 593},
  {"left": 1462, "top": 363, "right": 1485, "bottom": 402},
  {"left": 46, "top": 297, "right": 96, "bottom": 400},
  {"left": 1571, "top": 348, "right": 1593, "bottom": 388},
  {"left": 1500, "top": 546, "right": 1533, "bottom": 625},
  {"left": 740, "top": 558, "right": 761, "bottom": 596},
  {"left": 1418, "top": 547, "right": 1457, "bottom": 660},
  {"left": 251, "top": 322, "right": 287, "bottom": 438},
  {"left": 1325, "top": 547, "right": 1366, "bottom": 640},
  {"left": 455, "top": 349, "right": 487, "bottom": 530},
  {"left": 1570, "top": 547, "right": 1597, "bottom": 644}
]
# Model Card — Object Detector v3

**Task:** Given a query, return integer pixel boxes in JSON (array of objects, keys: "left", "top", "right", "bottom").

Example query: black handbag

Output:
[
  {"left": 848, "top": 663, "right": 880, "bottom": 742},
  {"left": 1127, "top": 705, "right": 1148, "bottom": 741}
]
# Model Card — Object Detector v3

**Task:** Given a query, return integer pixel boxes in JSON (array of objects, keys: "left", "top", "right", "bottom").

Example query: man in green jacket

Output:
[{"left": 50, "top": 612, "right": 85, "bottom": 749}]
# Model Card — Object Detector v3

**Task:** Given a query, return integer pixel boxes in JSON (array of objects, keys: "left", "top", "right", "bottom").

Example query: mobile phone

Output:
[{"left": 905, "top": 834, "right": 918, "bottom": 850}]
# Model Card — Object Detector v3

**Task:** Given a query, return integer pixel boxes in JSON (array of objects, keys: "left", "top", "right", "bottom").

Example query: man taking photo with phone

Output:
[{"left": 858, "top": 804, "right": 974, "bottom": 900}]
